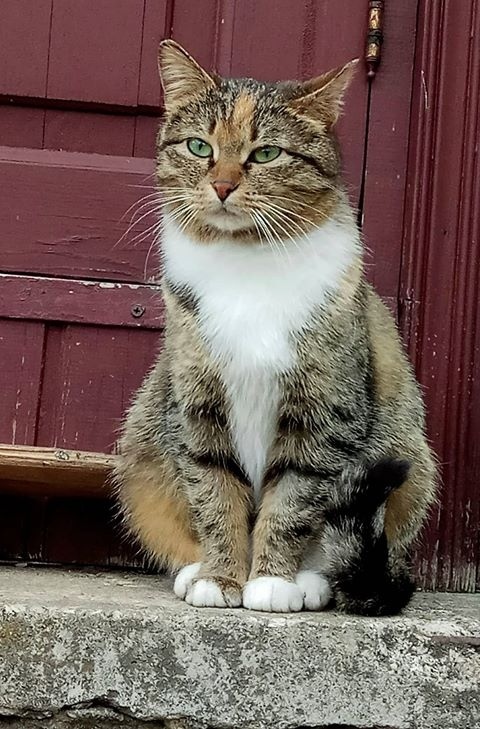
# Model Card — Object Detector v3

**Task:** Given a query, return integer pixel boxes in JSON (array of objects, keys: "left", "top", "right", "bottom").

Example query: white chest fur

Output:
[{"left": 162, "top": 217, "right": 358, "bottom": 501}]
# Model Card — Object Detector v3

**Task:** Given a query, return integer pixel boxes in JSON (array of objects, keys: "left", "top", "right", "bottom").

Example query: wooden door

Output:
[
  {"left": 400, "top": 0, "right": 480, "bottom": 591},
  {"left": 3, "top": 0, "right": 474, "bottom": 590}
]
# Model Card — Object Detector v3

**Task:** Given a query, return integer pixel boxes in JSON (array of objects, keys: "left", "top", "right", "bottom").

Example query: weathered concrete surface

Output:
[{"left": 0, "top": 567, "right": 478, "bottom": 729}]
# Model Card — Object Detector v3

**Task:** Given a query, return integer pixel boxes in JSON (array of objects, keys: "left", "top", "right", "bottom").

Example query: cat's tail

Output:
[{"left": 321, "top": 458, "right": 415, "bottom": 616}]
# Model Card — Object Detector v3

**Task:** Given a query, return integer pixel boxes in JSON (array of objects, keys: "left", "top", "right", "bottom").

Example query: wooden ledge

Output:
[{"left": 0, "top": 445, "right": 116, "bottom": 498}]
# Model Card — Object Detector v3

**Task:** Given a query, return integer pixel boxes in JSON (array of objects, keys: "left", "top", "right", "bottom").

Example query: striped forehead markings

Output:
[{"left": 213, "top": 92, "right": 256, "bottom": 148}]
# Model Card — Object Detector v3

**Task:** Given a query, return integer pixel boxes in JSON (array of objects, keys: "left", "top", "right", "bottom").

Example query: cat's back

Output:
[{"left": 365, "top": 284, "right": 424, "bottom": 416}]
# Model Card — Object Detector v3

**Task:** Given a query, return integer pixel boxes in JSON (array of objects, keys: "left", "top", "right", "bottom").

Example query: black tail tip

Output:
[
  {"left": 350, "top": 457, "right": 411, "bottom": 513},
  {"left": 335, "top": 572, "right": 415, "bottom": 616},
  {"left": 367, "top": 457, "right": 411, "bottom": 498}
]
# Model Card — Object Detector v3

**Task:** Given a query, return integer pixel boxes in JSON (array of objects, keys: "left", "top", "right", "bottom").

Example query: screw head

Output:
[{"left": 131, "top": 304, "right": 146, "bottom": 318}]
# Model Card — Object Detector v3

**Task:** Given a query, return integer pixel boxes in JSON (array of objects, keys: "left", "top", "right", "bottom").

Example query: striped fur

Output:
[{"left": 115, "top": 41, "right": 436, "bottom": 614}]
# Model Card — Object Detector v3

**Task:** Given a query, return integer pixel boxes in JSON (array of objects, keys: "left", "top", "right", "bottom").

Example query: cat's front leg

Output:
[
  {"left": 244, "top": 470, "right": 332, "bottom": 613},
  {"left": 178, "top": 459, "right": 252, "bottom": 608}
]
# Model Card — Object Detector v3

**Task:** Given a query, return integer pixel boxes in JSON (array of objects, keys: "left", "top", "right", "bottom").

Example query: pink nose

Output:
[{"left": 212, "top": 179, "right": 238, "bottom": 201}]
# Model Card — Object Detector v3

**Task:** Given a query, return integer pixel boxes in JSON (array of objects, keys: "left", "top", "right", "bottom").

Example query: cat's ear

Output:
[
  {"left": 289, "top": 59, "right": 358, "bottom": 128},
  {"left": 158, "top": 40, "right": 218, "bottom": 112}
]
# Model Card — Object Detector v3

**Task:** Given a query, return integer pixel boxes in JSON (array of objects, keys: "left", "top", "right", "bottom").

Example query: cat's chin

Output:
[{"left": 203, "top": 209, "right": 254, "bottom": 235}]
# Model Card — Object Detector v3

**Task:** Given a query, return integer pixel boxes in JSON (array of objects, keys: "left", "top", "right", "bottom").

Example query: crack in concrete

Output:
[{"left": 0, "top": 702, "right": 400, "bottom": 728}]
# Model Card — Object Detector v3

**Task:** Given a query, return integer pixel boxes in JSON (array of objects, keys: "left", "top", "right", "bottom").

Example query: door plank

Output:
[
  {"left": 137, "top": 0, "right": 169, "bottom": 108},
  {"left": 44, "top": 110, "right": 136, "bottom": 156},
  {"left": 0, "top": 147, "right": 157, "bottom": 283},
  {"left": 401, "top": 0, "right": 480, "bottom": 591},
  {"left": 0, "top": 320, "right": 45, "bottom": 445},
  {"left": 0, "top": 320, "right": 46, "bottom": 562},
  {"left": 0, "top": 274, "right": 163, "bottom": 329},
  {"left": 36, "top": 325, "right": 160, "bottom": 453},
  {"left": 362, "top": 0, "right": 419, "bottom": 299},
  {"left": 171, "top": 0, "right": 220, "bottom": 72},
  {"left": 0, "top": 0, "right": 53, "bottom": 98},
  {"left": 134, "top": 116, "right": 160, "bottom": 158},
  {"left": 47, "top": 0, "right": 145, "bottom": 107},
  {"left": 0, "top": 107, "right": 45, "bottom": 149}
]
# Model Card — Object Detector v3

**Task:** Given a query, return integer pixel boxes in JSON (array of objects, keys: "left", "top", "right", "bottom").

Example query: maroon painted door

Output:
[
  {"left": 400, "top": 0, "right": 480, "bottom": 592},
  {"left": 0, "top": 1, "right": 477, "bottom": 590}
]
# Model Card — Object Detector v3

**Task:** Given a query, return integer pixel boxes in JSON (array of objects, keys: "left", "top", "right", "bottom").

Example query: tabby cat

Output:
[{"left": 115, "top": 40, "right": 436, "bottom": 615}]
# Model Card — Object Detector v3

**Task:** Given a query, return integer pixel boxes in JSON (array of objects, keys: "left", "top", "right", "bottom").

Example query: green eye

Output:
[
  {"left": 187, "top": 138, "right": 213, "bottom": 158},
  {"left": 251, "top": 145, "right": 282, "bottom": 163}
]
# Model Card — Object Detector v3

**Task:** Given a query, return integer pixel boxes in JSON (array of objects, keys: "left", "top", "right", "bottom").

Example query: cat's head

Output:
[{"left": 156, "top": 40, "right": 357, "bottom": 243}]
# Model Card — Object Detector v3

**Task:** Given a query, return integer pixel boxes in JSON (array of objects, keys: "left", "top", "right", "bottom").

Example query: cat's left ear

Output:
[
  {"left": 289, "top": 59, "right": 358, "bottom": 129},
  {"left": 158, "top": 40, "right": 218, "bottom": 113}
]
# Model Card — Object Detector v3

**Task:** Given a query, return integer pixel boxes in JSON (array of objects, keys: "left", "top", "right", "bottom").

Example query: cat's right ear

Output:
[{"left": 158, "top": 40, "right": 218, "bottom": 113}]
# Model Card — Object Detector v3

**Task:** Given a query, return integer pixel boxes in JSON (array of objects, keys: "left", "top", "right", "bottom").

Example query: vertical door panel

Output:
[
  {"left": 138, "top": 0, "right": 170, "bottom": 107},
  {"left": 362, "top": 0, "right": 419, "bottom": 298},
  {"left": 401, "top": 0, "right": 480, "bottom": 590},
  {"left": 0, "top": 0, "right": 53, "bottom": 97},
  {"left": 47, "top": 0, "right": 145, "bottom": 106},
  {"left": 37, "top": 325, "right": 160, "bottom": 453},
  {"left": 0, "top": 320, "right": 45, "bottom": 445}
]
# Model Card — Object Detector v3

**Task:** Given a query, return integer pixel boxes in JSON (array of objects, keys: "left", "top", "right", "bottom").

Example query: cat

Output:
[{"left": 114, "top": 40, "right": 436, "bottom": 615}]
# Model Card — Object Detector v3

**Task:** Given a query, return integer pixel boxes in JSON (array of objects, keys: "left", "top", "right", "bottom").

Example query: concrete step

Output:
[{"left": 0, "top": 566, "right": 478, "bottom": 729}]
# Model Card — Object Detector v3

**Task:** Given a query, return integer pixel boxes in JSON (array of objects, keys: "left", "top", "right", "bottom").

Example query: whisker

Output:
[
  {"left": 119, "top": 196, "right": 194, "bottom": 249},
  {"left": 251, "top": 200, "right": 306, "bottom": 240},
  {"left": 129, "top": 204, "right": 197, "bottom": 248},
  {"left": 161, "top": 195, "right": 194, "bottom": 205},
  {"left": 166, "top": 202, "right": 195, "bottom": 224},
  {"left": 116, "top": 198, "right": 163, "bottom": 242},
  {"left": 160, "top": 201, "right": 197, "bottom": 234},
  {"left": 114, "top": 205, "right": 161, "bottom": 249},
  {"left": 255, "top": 193, "right": 330, "bottom": 221},
  {"left": 129, "top": 219, "right": 163, "bottom": 249},
  {"left": 177, "top": 207, "right": 198, "bottom": 235},
  {"left": 254, "top": 211, "right": 284, "bottom": 258},
  {"left": 259, "top": 208, "right": 300, "bottom": 258},
  {"left": 119, "top": 192, "right": 161, "bottom": 225},
  {"left": 249, "top": 211, "right": 265, "bottom": 246},
  {"left": 261, "top": 205, "right": 307, "bottom": 240},
  {"left": 260, "top": 199, "right": 324, "bottom": 228},
  {"left": 128, "top": 200, "right": 162, "bottom": 228},
  {"left": 128, "top": 184, "right": 157, "bottom": 190},
  {"left": 117, "top": 193, "right": 194, "bottom": 248},
  {"left": 258, "top": 210, "right": 299, "bottom": 260},
  {"left": 143, "top": 235, "right": 160, "bottom": 281},
  {"left": 251, "top": 211, "right": 275, "bottom": 253}
]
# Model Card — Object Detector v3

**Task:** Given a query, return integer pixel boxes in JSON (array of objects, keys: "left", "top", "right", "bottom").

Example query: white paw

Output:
[
  {"left": 185, "top": 578, "right": 229, "bottom": 608},
  {"left": 295, "top": 570, "right": 332, "bottom": 611},
  {"left": 243, "top": 576, "right": 303, "bottom": 613},
  {"left": 173, "top": 563, "right": 201, "bottom": 600}
]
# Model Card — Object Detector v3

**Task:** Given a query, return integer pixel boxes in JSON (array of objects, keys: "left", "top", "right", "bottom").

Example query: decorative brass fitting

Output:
[{"left": 366, "top": 0, "right": 384, "bottom": 79}]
